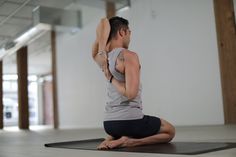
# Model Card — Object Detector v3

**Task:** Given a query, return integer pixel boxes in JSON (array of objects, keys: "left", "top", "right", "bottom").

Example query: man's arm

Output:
[
  {"left": 92, "top": 39, "right": 105, "bottom": 68},
  {"left": 111, "top": 50, "right": 140, "bottom": 100},
  {"left": 97, "top": 18, "right": 110, "bottom": 53},
  {"left": 92, "top": 18, "right": 110, "bottom": 68}
]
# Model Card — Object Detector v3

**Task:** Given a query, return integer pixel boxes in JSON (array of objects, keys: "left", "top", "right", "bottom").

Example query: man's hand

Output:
[
  {"left": 97, "top": 50, "right": 108, "bottom": 69},
  {"left": 102, "top": 63, "right": 112, "bottom": 81},
  {"left": 97, "top": 50, "right": 112, "bottom": 81}
]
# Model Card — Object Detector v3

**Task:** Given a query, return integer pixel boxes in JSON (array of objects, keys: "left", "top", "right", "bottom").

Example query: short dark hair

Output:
[{"left": 108, "top": 16, "right": 129, "bottom": 42}]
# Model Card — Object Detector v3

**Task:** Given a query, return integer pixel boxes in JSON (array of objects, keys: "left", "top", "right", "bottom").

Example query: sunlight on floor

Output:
[{"left": 3, "top": 125, "right": 53, "bottom": 132}]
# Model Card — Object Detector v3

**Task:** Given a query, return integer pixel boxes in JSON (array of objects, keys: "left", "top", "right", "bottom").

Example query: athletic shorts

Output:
[{"left": 103, "top": 115, "right": 161, "bottom": 139}]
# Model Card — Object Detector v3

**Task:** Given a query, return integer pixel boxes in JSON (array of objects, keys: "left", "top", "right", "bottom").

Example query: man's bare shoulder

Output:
[
  {"left": 122, "top": 49, "right": 139, "bottom": 61},
  {"left": 120, "top": 50, "right": 140, "bottom": 69}
]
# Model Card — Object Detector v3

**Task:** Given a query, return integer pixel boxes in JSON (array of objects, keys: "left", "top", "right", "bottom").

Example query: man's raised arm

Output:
[{"left": 92, "top": 18, "right": 110, "bottom": 69}]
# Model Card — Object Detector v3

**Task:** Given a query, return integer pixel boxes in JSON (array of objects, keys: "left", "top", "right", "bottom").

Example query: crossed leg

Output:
[{"left": 97, "top": 118, "right": 175, "bottom": 149}]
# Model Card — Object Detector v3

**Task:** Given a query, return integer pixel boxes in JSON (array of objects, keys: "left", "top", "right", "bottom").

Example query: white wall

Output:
[
  {"left": 56, "top": 20, "right": 106, "bottom": 128},
  {"left": 56, "top": 0, "right": 224, "bottom": 128}
]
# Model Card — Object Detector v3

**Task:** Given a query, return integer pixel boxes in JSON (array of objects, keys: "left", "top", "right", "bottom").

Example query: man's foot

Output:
[
  {"left": 97, "top": 139, "right": 110, "bottom": 150},
  {"left": 97, "top": 136, "right": 137, "bottom": 150},
  {"left": 105, "top": 136, "right": 132, "bottom": 149},
  {"left": 97, "top": 136, "right": 114, "bottom": 150}
]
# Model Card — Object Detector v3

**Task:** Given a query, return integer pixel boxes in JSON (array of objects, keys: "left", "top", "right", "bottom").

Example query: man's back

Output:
[{"left": 104, "top": 48, "right": 143, "bottom": 121}]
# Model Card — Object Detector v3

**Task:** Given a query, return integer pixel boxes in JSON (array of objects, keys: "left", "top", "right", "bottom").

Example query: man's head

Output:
[{"left": 108, "top": 16, "right": 131, "bottom": 49}]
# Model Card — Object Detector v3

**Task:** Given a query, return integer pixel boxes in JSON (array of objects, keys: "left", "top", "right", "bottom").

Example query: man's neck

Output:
[{"left": 108, "top": 40, "right": 123, "bottom": 52}]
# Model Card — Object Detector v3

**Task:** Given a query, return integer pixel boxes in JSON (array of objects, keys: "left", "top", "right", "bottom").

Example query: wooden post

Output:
[
  {"left": 0, "top": 60, "right": 3, "bottom": 129},
  {"left": 51, "top": 30, "right": 59, "bottom": 129},
  {"left": 17, "top": 46, "right": 29, "bottom": 129},
  {"left": 106, "top": 0, "right": 116, "bottom": 19},
  {"left": 214, "top": 0, "right": 236, "bottom": 124}
]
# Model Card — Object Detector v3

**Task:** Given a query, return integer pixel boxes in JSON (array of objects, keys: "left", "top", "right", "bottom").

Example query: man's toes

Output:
[{"left": 97, "top": 145, "right": 109, "bottom": 150}]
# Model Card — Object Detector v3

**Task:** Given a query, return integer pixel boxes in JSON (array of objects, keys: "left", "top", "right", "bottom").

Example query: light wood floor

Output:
[{"left": 0, "top": 125, "right": 236, "bottom": 157}]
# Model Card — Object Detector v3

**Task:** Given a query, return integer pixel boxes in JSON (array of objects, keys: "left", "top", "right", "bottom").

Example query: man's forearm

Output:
[
  {"left": 111, "top": 77, "right": 129, "bottom": 98},
  {"left": 97, "top": 18, "right": 110, "bottom": 52},
  {"left": 92, "top": 39, "right": 99, "bottom": 59},
  {"left": 92, "top": 40, "right": 106, "bottom": 67}
]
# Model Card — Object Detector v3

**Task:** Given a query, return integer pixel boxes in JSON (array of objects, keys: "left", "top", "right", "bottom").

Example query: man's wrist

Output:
[{"left": 98, "top": 50, "right": 106, "bottom": 56}]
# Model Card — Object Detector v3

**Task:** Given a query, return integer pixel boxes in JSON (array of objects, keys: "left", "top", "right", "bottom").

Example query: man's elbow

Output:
[
  {"left": 126, "top": 92, "right": 138, "bottom": 100},
  {"left": 92, "top": 53, "right": 96, "bottom": 60},
  {"left": 92, "top": 52, "right": 99, "bottom": 61}
]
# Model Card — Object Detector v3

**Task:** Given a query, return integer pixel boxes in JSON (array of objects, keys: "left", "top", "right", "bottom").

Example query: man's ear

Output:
[{"left": 118, "top": 29, "right": 125, "bottom": 37}]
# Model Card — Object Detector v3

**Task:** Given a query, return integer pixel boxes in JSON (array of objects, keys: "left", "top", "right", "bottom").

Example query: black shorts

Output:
[{"left": 103, "top": 115, "right": 161, "bottom": 139}]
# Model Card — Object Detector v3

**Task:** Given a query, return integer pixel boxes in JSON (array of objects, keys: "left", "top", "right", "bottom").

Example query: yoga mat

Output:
[{"left": 45, "top": 138, "right": 236, "bottom": 155}]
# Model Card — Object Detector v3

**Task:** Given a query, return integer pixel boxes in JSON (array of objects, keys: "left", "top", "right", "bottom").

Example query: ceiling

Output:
[
  {"left": 0, "top": 0, "right": 129, "bottom": 76},
  {"left": 0, "top": 0, "right": 76, "bottom": 49},
  {"left": 0, "top": 0, "right": 77, "bottom": 76}
]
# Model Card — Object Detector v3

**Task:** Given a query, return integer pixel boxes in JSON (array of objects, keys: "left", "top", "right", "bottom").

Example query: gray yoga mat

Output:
[{"left": 45, "top": 138, "right": 236, "bottom": 155}]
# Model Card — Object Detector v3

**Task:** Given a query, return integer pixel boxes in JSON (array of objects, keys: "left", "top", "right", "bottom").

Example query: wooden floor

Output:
[{"left": 0, "top": 125, "right": 236, "bottom": 157}]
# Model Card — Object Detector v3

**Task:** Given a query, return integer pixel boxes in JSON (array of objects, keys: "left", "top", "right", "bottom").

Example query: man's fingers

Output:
[
  {"left": 105, "top": 68, "right": 110, "bottom": 77},
  {"left": 100, "top": 61, "right": 111, "bottom": 80}
]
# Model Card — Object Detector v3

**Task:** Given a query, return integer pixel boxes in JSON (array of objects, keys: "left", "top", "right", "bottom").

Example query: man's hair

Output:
[{"left": 108, "top": 16, "right": 129, "bottom": 42}]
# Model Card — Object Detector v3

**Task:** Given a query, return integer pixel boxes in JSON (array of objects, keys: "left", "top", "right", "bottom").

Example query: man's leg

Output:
[{"left": 106, "top": 118, "right": 175, "bottom": 148}]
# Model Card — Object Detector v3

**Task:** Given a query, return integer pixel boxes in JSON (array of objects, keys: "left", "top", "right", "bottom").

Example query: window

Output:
[{"left": 3, "top": 75, "right": 39, "bottom": 126}]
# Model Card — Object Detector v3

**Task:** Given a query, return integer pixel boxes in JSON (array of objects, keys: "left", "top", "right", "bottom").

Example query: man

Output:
[{"left": 92, "top": 17, "right": 175, "bottom": 149}]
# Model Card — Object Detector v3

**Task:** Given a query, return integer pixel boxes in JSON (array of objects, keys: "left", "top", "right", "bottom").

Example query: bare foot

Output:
[
  {"left": 120, "top": 137, "right": 137, "bottom": 147},
  {"left": 105, "top": 136, "right": 130, "bottom": 149},
  {"left": 97, "top": 136, "right": 114, "bottom": 150},
  {"left": 97, "top": 140, "right": 110, "bottom": 150}
]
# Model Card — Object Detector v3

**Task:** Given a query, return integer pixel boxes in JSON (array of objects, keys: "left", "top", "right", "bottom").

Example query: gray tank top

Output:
[{"left": 104, "top": 48, "right": 144, "bottom": 121}]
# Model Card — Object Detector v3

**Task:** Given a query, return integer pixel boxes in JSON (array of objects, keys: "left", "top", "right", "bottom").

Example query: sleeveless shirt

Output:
[{"left": 104, "top": 48, "right": 144, "bottom": 121}]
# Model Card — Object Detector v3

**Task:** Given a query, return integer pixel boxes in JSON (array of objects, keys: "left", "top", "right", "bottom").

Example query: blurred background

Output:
[{"left": 0, "top": 0, "right": 235, "bottom": 129}]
